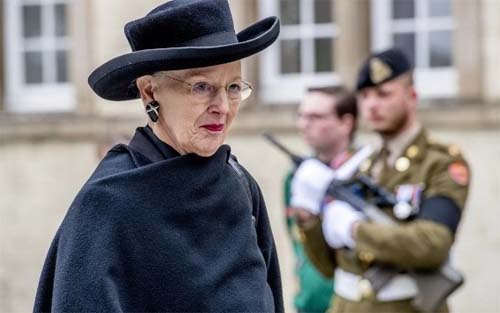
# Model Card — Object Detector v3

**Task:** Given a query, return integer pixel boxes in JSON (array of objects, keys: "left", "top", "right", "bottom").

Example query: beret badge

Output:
[{"left": 370, "top": 57, "right": 393, "bottom": 84}]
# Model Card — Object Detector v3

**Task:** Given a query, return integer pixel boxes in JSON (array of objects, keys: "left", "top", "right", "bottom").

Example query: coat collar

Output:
[
  {"left": 128, "top": 126, "right": 180, "bottom": 164},
  {"left": 383, "top": 123, "right": 422, "bottom": 166},
  {"left": 127, "top": 126, "right": 233, "bottom": 167}
]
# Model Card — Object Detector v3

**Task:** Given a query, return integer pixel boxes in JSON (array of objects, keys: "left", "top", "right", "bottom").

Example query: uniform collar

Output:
[
  {"left": 383, "top": 123, "right": 422, "bottom": 166},
  {"left": 360, "top": 127, "right": 427, "bottom": 181}
]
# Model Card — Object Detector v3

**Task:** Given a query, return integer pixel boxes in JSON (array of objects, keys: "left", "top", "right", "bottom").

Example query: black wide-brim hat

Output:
[{"left": 88, "top": 0, "right": 280, "bottom": 101}]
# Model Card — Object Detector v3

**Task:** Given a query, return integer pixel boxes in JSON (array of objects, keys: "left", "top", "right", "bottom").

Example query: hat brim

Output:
[{"left": 88, "top": 16, "right": 280, "bottom": 101}]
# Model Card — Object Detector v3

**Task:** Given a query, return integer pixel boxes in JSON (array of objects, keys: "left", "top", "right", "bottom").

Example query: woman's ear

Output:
[{"left": 136, "top": 75, "right": 155, "bottom": 105}]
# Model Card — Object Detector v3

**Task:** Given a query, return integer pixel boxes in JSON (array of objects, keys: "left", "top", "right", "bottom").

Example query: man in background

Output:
[
  {"left": 292, "top": 48, "right": 469, "bottom": 313},
  {"left": 283, "top": 86, "right": 358, "bottom": 312}
]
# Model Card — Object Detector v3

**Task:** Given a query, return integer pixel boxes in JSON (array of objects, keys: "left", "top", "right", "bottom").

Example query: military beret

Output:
[{"left": 356, "top": 48, "right": 413, "bottom": 91}]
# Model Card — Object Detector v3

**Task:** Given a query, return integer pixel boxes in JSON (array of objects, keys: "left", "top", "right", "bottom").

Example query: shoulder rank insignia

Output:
[{"left": 370, "top": 57, "right": 393, "bottom": 84}]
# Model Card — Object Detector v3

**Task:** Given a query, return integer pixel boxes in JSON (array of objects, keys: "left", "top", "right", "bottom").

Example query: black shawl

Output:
[{"left": 34, "top": 126, "right": 283, "bottom": 312}]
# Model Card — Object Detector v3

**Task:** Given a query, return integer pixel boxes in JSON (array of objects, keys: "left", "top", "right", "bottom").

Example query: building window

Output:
[
  {"left": 258, "top": 0, "right": 340, "bottom": 104},
  {"left": 371, "top": 0, "right": 456, "bottom": 98},
  {"left": 4, "top": 0, "right": 74, "bottom": 112}
]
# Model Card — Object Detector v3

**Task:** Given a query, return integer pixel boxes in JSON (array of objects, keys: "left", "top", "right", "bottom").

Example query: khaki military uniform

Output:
[{"left": 300, "top": 128, "right": 470, "bottom": 313}]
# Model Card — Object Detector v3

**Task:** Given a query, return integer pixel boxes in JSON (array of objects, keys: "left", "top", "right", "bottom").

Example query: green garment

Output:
[{"left": 284, "top": 170, "right": 334, "bottom": 313}]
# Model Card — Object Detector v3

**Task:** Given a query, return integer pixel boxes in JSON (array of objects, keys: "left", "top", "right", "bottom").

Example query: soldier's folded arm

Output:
[
  {"left": 354, "top": 219, "right": 452, "bottom": 270},
  {"left": 354, "top": 156, "right": 469, "bottom": 271}
]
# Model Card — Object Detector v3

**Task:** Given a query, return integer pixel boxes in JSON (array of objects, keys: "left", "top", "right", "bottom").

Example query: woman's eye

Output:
[
  {"left": 227, "top": 83, "right": 242, "bottom": 93},
  {"left": 192, "top": 82, "right": 211, "bottom": 94}
]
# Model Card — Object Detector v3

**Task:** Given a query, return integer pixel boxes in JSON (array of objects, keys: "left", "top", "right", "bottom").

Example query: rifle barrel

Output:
[{"left": 262, "top": 131, "right": 304, "bottom": 165}]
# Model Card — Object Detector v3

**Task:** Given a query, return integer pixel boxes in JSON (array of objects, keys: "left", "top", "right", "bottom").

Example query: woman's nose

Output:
[{"left": 208, "top": 89, "right": 230, "bottom": 114}]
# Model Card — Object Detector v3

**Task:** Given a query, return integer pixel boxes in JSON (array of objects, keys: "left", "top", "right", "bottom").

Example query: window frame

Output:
[
  {"left": 371, "top": 0, "right": 457, "bottom": 98},
  {"left": 4, "top": 0, "right": 75, "bottom": 113},
  {"left": 258, "top": 0, "right": 341, "bottom": 104}
]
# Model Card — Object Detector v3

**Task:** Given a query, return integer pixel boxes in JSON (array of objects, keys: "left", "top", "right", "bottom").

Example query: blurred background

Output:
[{"left": 0, "top": 0, "right": 499, "bottom": 312}]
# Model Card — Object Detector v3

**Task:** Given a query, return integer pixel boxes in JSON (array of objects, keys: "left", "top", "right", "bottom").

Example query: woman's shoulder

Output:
[
  {"left": 88, "top": 144, "right": 144, "bottom": 182},
  {"left": 62, "top": 145, "right": 151, "bottom": 231},
  {"left": 67, "top": 145, "right": 143, "bottom": 218},
  {"left": 228, "top": 155, "right": 260, "bottom": 190}
]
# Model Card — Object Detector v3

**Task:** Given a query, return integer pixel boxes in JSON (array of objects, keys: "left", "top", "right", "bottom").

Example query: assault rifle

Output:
[{"left": 263, "top": 132, "right": 464, "bottom": 312}]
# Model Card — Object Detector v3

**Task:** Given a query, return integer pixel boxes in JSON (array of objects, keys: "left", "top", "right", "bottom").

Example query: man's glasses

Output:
[
  {"left": 297, "top": 112, "right": 335, "bottom": 121},
  {"left": 163, "top": 75, "right": 253, "bottom": 102}
]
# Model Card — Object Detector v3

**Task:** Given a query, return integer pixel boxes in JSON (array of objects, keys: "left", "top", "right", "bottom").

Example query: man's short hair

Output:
[
  {"left": 306, "top": 85, "right": 358, "bottom": 138},
  {"left": 307, "top": 86, "right": 357, "bottom": 119}
]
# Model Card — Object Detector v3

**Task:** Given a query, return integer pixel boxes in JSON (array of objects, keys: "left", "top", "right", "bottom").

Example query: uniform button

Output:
[
  {"left": 358, "top": 251, "right": 375, "bottom": 264},
  {"left": 360, "top": 159, "right": 372, "bottom": 173},
  {"left": 395, "top": 157, "right": 410, "bottom": 172},
  {"left": 359, "top": 279, "right": 374, "bottom": 299},
  {"left": 406, "top": 145, "right": 419, "bottom": 159},
  {"left": 298, "top": 229, "right": 306, "bottom": 242}
]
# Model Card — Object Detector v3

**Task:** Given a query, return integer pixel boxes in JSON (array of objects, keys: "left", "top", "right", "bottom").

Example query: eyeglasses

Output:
[
  {"left": 297, "top": 112, "right": 335, "bottom": 122},
  {"left": 163, "top": 75, "right": 253, "bottom": 102}
]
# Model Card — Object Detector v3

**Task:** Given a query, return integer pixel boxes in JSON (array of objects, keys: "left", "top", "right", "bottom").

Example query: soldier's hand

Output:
[
  {"left": 322, "top": 200, "right": 365, "bottom": 249},
  {"left": 292, "top": 207, "right": 320, "bottom": 230},
  {"left": 290, "top": 158, "right": 335, "bottom": 215}
]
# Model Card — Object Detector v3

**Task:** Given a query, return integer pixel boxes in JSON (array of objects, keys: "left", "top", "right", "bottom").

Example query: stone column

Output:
[
  {"left": 87, "top": 0, "right": 162, "bottom": 117},
  {"left": 71, "top": 0, "right": 94, "bottom": 114},
  {"left": 0, "top": 0, "right": 4, "bottom": 111},
  {"left": 229, "top": 0, "right": 260, "bottom": 108},
  {"left": 480, "top": 0, "right": 500, "bottom": 102},
  {"left": 454, "top": 0, "right": 483, "bottom": 101},
  {"left": 335, "top": 0, "right": 371, "bottom": 89}
]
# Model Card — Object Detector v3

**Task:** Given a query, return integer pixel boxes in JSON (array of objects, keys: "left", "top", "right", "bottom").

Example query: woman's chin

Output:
[
  {"left": 195, "top": 149, "right": 218, "bottom": 157},
  {"left": 192, "top": 141, "right": 224, "bottom": 157}
]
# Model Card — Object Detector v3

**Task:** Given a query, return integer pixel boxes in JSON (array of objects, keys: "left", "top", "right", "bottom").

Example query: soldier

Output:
[
  {"left": 291, "top": 48, "right": 470, "bottom": 313},
  {"left": 284, "top": 86, "right": 357, "bottom": 313}
]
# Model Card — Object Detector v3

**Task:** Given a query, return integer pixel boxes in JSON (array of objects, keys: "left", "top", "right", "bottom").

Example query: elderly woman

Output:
[{"left": 33, "top": 0, "right": 283, "bottom": 312}]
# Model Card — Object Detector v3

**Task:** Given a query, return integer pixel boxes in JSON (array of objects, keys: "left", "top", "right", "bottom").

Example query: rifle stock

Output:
[{"left": 411, "top": 266, "right": 464, "bottom": 312}]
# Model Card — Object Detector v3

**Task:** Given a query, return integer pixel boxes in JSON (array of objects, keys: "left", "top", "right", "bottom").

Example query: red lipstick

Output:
[{"left": 202, "top": 124, "right": 224, "bottom": 132}]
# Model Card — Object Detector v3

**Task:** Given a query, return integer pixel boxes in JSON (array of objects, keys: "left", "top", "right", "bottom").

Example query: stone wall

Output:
[{"left": 0, "top": 141, "right": 99, "bottom": 312}]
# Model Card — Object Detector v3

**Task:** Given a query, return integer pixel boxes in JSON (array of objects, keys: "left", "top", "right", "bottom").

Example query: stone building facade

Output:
[{"left": 1, "top": 0, "right": 499, "bottom": 312}]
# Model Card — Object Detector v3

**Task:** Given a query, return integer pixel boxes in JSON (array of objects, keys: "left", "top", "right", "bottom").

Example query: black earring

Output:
[{"left": 145, "top": 101, "right": 160, "bottom": 122}]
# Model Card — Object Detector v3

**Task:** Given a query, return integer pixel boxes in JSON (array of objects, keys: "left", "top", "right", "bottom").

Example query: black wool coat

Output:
[{"left": 34, "top": 126, "right": 284, "bottom": 312}]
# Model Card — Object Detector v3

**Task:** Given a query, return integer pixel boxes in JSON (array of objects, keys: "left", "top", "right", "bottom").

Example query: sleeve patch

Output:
[{"left": 448, "top": 161, "right": 469, "bottom": 186}]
